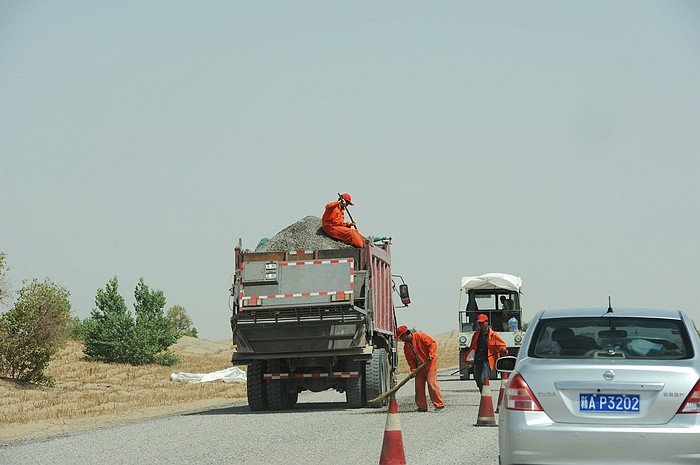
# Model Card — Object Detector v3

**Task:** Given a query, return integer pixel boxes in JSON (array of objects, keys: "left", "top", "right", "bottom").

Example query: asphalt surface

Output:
[{"left": 0, "top": 370, "right": 501, "bottom": 464}]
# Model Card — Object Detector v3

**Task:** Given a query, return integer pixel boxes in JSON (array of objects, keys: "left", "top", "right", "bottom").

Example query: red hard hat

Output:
[
  {"left": 395, "top": 325, "right": 409, "bottom": 340},
  {"left": 477, "top": 314, "right": 489, "bottom": 323},
  {"left": 341, "top": 193, "right": 354, "bottom": 206}
]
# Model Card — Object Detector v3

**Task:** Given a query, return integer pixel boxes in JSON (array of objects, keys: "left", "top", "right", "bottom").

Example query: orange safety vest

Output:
[{"left": 465, "top": 328, "right": 507, "bottom": 370}]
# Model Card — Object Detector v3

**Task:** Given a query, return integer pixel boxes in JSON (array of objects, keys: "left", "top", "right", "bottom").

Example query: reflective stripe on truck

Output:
[{"left": 264, "top": 371, "right": 360, "bottom": 380}]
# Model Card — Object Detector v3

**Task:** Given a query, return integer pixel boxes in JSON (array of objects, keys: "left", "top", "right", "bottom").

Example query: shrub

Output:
[
  {"left": 68, "top": 316, "right": 90, "bottom": 341},
  {"left": 166, "top": 304, "right": 198, "bottom": 338},
  {"left": 83, "top": 277, "right": 179, "bottom": 366},
  {"left": 0, "top": 278, "right": 72, "bottom": 385}
]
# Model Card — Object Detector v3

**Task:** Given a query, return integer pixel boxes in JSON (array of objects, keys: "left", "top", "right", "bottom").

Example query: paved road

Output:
[{"left": 0, "top": 371, "right": 502, "bottom": 465}]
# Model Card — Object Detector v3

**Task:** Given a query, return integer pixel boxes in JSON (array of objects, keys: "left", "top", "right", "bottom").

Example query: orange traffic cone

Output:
[
  {"left": 379, "top": 397, "right": 407, "bottom": 465},
  {"left": 495, "top": 372, "right": 509, "bottom": 414},
  {"left": 474, "top": 377, "right": 497, "bottom": 427}
]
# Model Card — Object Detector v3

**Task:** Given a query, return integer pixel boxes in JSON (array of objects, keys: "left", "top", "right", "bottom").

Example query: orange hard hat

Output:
[
  {"left": 477, "top": 314, "right": 489, "bottom": 323},
  {"left": 395, "top": 325, "right": 409, "bottom": 340}
]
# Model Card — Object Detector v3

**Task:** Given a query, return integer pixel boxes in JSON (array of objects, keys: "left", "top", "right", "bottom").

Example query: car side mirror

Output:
[{"left": 496, "top": 356, "right": 517, "bottom": 372}]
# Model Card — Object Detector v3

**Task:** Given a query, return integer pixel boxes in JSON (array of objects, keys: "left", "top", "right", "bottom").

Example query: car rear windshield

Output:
[{"left": 529, "top": 316, "right": 693, "bottom": 360}]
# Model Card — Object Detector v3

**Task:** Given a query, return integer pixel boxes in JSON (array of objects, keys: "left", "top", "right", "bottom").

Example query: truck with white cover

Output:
[
  {"left": 230, "top": 229, "right": 410, "bottom": 411},
  {"left": 457, "top": 273, "right": 525, "bottom": 380}
]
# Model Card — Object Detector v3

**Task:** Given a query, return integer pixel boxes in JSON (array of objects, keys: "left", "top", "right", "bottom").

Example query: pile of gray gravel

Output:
[{"left": 254, "top": 216, "right": 355, "bottom": 252}]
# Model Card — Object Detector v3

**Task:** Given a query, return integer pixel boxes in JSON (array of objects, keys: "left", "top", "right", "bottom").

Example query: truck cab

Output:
[{"left": 457, "top": 273, "right": 525, "bottom": 380}]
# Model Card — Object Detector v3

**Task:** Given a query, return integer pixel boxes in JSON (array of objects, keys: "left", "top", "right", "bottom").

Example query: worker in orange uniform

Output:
[
  {"left": 322, "top": 193, "right": 366, "bottom": 248},
  {"left": 396, "top": 325, "right": 445, "bottom": 412},
  {"left": 465, "top": 314, "right": 507, "bottom": 392}
]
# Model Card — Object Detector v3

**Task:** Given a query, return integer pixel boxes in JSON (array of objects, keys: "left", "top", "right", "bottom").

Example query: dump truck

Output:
[
  {"left": 457, "top": 273, "right": 525, "bottom": 380},
  {"left": 229, "top": 226, "right": 410, "bottom": 411}
]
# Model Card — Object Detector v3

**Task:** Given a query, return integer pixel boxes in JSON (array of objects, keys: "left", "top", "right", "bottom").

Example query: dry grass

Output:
[
  {"left": 1, "top": 333, "right": 458, "bottom": 441},
  {"left": 0, "top": 338, "right": 244, "bottom": 441},
  {"left": 397, "top": 335, "right": 459, "bottom": 375}
]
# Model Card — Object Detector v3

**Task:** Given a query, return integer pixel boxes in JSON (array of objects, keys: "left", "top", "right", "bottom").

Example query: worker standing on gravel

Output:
[
  {"left": 466, "top": 314, "right": 507, "bottom": 392},
  {"left": 322, "top": 193, "right": 366, "bottom": 248},
  {"left": 396, "top": 325, "right": 445, "bottom": 412}
]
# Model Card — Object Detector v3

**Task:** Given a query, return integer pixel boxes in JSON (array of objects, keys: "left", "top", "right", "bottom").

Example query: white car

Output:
[{"left": 497, "top": 306, "right": 700, "bottom": 465}]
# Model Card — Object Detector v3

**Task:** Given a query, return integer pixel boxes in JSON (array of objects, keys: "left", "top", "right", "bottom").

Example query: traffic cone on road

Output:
[
  {"left": 379, "top": 397, "right": 406, "bottom": 465},
  {"left": 474, "top": 377, "right": 497, "bottom": 427},
  {"left": 495, "top": 372, "right": 509, "bottom": 414}
]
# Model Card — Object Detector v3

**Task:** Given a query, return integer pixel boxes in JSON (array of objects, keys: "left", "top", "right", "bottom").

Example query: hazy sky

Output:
[{"left": 2, "top": 1, "right": 699, "bottom": 342}]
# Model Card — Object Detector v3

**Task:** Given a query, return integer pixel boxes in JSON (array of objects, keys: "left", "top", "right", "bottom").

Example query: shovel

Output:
[
  {"left": 367, "top": 358, "right": 430, "bottom": 405},
  {"left": 337, "top": 192, "right": 357, "bottom": 228}
]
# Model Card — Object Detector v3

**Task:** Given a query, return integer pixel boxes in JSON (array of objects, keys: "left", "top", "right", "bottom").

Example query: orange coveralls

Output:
[
  {"left": 322, "top": 201, "right": 365, "bottom": 248},
  {"left": 403, "top": 332, "right": 445, "bottom": 410}
]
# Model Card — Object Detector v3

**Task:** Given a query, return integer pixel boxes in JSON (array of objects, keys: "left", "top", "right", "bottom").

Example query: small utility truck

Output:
[{"left": 457, "top": 273, "right": 525, "bottom": 380}]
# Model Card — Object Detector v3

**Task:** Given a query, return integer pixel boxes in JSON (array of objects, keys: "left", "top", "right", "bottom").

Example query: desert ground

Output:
[{"left": 1, "top": 331, "right": 459, "bottom": 442}]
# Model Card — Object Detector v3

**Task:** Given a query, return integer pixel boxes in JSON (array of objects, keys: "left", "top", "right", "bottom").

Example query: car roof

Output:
[{"left": 537, "top": 307, "right": 685, "bottom": 320}]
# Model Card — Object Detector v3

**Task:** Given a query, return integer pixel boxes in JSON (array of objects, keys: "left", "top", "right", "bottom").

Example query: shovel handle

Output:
[{"left": 337, "top": 192, "right": 356, "bottom": 228}]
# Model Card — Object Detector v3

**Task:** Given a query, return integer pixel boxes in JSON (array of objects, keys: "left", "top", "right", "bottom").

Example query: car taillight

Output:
[
  {"left": 504, "top": 373, "right": 543, "bottom": 411},
  {"left": 678, "top": 379, "right": 700, "bottom": 414}
]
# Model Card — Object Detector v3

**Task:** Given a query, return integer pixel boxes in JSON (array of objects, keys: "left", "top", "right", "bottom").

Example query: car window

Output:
[{"left": 529, "top": 317, "right": 692, "bottom": 360}]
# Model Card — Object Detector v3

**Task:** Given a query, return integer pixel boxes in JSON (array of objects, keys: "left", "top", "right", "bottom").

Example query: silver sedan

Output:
[{"left": 497, "top": 306, "right": 700, "bottom": 465}]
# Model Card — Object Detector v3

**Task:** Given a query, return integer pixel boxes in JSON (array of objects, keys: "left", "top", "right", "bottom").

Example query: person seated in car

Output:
[
  {"left": 499, "top": 296, "right": 514, "bottom": 331},
  {"left": 551, "top": 328, "right": 599, "bottom": 356}
]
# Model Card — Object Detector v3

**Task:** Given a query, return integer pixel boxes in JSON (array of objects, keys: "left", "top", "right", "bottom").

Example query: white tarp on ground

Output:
[
  {"left": 460, "top": 273, "right": 523, "bottom": 292},
  {"left": 171, "top": 367, "right": 247, "bottom": 384}
]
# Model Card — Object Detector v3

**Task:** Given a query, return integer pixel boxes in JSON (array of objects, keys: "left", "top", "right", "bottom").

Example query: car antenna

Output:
[{"left": 607, "top": 296, "right": 613, "bottom": 313}]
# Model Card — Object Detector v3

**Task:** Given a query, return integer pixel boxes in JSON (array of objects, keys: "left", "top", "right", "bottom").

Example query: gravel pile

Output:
[{"left": 254, "top": 216, "right": 355, "bottom": 252}]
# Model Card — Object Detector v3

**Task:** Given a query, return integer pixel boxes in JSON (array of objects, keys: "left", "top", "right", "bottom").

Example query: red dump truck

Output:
[{"left": 229, "top": 236, "right": 410, "bottom": 410}]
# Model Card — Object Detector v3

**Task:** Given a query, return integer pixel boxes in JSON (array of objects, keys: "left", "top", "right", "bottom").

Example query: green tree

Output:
[
  {"left": 68, "top": 316, "right": 89, "bottom": 341},
  {"left": 0, "top": 278, "right": 72, "bottom": 385},
  {"left": 167, "top": 304, "right": 198, "bottom": 337},
  {"left": 83, "top": 277, "right": 179, "bottom": 366},
  {"left": 83, "top": 277, "right": 135, "bottom": 364},
  {"left": 132, "top": 278, "right": 179, "bottom": 365}
]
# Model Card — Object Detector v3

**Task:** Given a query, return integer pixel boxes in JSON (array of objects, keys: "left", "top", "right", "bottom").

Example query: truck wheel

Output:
[
  {"left": 247, "top": 360, "right": 268, "bottom": 412},
  {"left": 266, "top": 359, "right": 292, "bottom": 410},
  {"left": 346, "top": 360, "right": 365, "bottom": 409},
  {"left": 366, "top": 348, "right": 389, "bottom": 408}
]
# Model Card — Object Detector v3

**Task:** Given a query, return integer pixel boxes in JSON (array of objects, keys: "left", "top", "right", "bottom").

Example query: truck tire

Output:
[
  {"left": 286, "top": 389, "right": 298, "bottom": 408},
  {"left": 366, "top": 348, "right": 389, "bottom": 408},
  {"left": 266, "top": 359, "right": 293, "bottom": 410},
  {"left": 346, "top": 360, "right": 365, "bottom": 409},
  {"left": 247, "top": 360, "right": 268, "bottom": 412}
]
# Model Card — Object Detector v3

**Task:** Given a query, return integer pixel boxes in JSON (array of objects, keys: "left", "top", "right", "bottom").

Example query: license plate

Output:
[{"left": 579, "top": 393, "right": 640, "bottom": 412}]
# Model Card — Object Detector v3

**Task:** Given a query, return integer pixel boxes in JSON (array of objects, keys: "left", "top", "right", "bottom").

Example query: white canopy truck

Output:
[{"left": 457, "top": 273, "right": 525, "bottom": 380}]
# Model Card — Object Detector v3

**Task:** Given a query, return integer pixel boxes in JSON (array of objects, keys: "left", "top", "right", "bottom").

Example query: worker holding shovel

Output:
[
  {"left": 322, "top": 193, "right": 366, "bottom": 248},
  {"left": 396, "top": 325, "right": 445, "bottom": 412}
]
